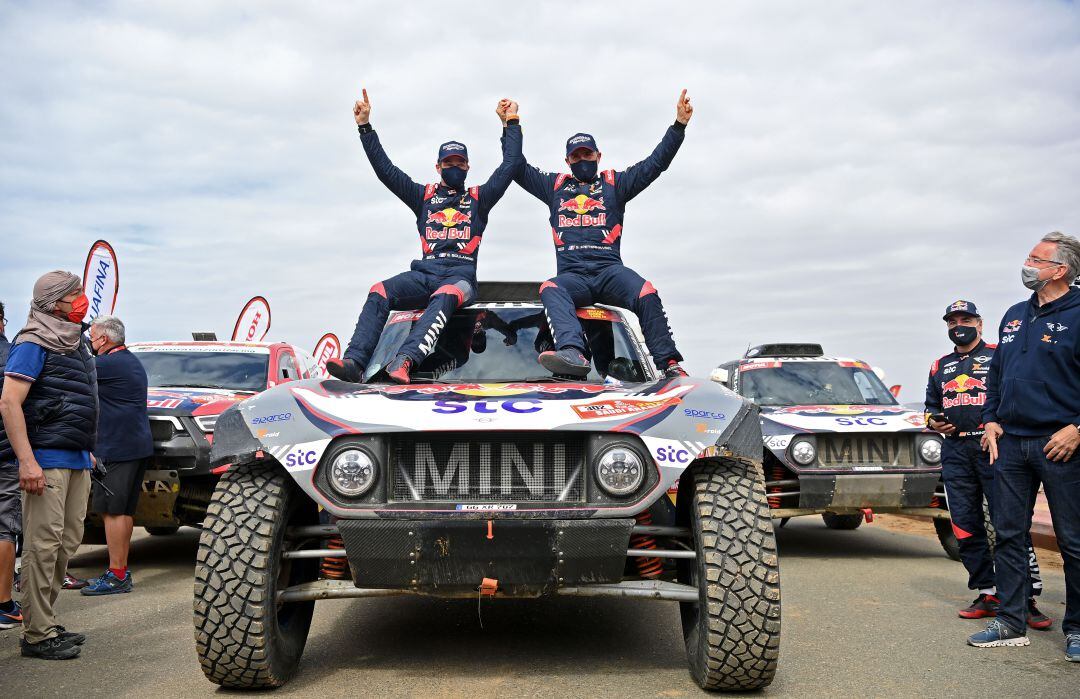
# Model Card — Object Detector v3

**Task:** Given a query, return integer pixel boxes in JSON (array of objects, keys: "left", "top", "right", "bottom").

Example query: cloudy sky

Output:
[{"left": 2, "top": 1, "right": 1078, "bottom": 400}]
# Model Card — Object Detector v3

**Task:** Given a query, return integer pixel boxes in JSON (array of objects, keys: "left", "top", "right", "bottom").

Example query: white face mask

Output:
[{"left": 1021, "top": 264, "right": 1050, "bottom": 292}]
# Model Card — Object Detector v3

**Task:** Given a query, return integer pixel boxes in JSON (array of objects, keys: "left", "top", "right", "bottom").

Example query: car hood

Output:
[
  {"left": 759, "top": 404, "right": 927, "bottom": 435},
  {"left": 147, "top": 386, "right": 255, "bottom": 417}
]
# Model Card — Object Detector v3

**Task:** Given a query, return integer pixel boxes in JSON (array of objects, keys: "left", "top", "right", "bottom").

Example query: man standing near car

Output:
[
  {"left": 926, "top": 300, "right": 1048, "bottom": 627},
  {"left": 0, "top": 300, "right": 24, "bottom": 631},
  {"left": 0, "top": 271, "right": 95, "bottom": 660},
  {"left": 81, "top": 315, "right": 152, "bottom": 596},
  {"left": 969, "top": 232, "right": 1080, "bottom": 662},
  {"left": 512, "top": 90, "right": 692, "bottom": 379}
]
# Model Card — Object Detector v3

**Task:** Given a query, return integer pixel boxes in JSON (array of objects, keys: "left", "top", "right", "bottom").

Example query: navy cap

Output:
[
  {"left": 437, "top": 141, "right": 468, "bottom": 163},
  {"left": 565, "top": 133, "right": 598, "bottom": 156},
  {"left": 943, "top": 299, "right": 980, "bottom": 320}
]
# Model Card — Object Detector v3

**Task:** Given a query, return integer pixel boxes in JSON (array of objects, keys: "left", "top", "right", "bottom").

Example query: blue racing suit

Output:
[
  {"left": 345, "top": 119, "right": 522, "bottom": 368},
  {"left": 513, "top": 123, "right": 685, "bottom": 369},
  {"left": 925, "top": 340, "right": 1042, "bottom": 595}
]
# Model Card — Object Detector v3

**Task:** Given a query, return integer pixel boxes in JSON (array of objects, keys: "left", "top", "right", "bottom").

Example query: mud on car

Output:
[
  {"left": 196, "top": 283, "right": 780, "bottom": 691},
  {"left": 85, "top": 340, "right": 323, "bottom": 540},
  {"left": 711, "top": 344, "right": 950, "bottom": 544}
]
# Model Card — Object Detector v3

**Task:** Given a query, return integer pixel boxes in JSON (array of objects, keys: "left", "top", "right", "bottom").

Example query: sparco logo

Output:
[{"left": 417, "top": 311, "right": 447, "bottom": 356}]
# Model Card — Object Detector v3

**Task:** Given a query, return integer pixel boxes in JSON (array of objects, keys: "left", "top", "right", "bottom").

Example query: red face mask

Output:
[{"left": 67, "top": 294, "right": 89, "bottom": 324}]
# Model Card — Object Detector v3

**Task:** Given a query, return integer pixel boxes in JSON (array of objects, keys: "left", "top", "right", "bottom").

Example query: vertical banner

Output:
[
  {"left": 82, "top": 240, "right": 119, "bottom": 323},
  {"left": 231, "top": 296, "right": 272, "bottom": 342},
  {"left": 313, "top": 332, "right": 341, "bottom": 372}
]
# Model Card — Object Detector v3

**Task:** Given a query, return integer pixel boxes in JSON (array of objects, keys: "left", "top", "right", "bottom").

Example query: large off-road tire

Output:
[
  {"left": 677, "top": 459, "right": 781, "bottom": 691},
  {"left": 934, "top": 517, "right": 962, "bottom": 561},
  {"left": 194, "top": 463, "right": 319, "bottom": 688},
  {"left": 145, "top": 525, "right": 180, "bottom": 536},
  {"left": 822, "top": 513, "right": 863, "bottom": 530}
]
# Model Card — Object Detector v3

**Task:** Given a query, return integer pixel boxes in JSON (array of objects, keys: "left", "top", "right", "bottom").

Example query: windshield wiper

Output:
[
  {"left": 521, "top": 376, "right": 590, "bottom": 383},
  {"left": 156, "top": 383, "right": 255, "bottom": 392}
]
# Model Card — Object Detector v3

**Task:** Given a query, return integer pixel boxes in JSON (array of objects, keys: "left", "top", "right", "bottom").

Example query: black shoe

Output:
[
  {"left": 326, "top": 357, "right": 362, "bottom": 383},
  {"left": 538, "top": 349, "right": 590, "bottom": 377},
  {"left": 959, "top": 593, "right": 1000, "bottom": 619},
  {"left": 51, "top": 625, "right": 86, "bottom": 646},
  {"left": 21, "top": 636, "right": 81, "bottom": 660}
]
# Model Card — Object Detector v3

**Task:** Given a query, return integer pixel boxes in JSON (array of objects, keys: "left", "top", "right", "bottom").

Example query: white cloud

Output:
[{"left": 1, "top": 1, "right": 1078, "bottom": 400}]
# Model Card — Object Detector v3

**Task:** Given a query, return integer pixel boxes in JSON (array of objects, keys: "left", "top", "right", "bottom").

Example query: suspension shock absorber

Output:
[
  {"left": 629, "top": 511, "right": 663, "bottom": 578},
  {"left": 320, "top": 535, "right": 349, "bottom": 580},
  {"left": 767, "top": 463, "right": 786, "bottom": 509}
]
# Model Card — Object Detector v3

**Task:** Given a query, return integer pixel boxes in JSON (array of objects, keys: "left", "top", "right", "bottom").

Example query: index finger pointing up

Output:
[
  {"left": 679, "top": 88, "right": 687, "bottom": 103},
  {"left": 362, "top": 88, "right": 369, "bottom": 103}
]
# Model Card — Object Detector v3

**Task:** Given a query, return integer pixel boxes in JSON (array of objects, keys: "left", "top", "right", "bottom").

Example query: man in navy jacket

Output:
[
  {"left": 968, "top": 232, "right": 1080, "bottom": 662},
  {"left": 327, "top": 90, "right": 522, "bottom": 385},
  {"left": 81, "top": 315, "right": 152, "bottom": 596},
  {"left": 513, "top": 91, "right": 693, "bottom": 379}
]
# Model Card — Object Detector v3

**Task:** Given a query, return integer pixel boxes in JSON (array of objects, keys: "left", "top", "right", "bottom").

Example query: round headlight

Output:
[
  {"left": 328, "top": 449, "right": 377, "bottom": 497},
  {"left": 790, "top": 439, "right": 817, "bottom": 466},
  {"left": 920, "top": 438, "right": 942, "bottom": 464},
  {"left": 595, "top": 446, "right": 645, "bottom": 496}
]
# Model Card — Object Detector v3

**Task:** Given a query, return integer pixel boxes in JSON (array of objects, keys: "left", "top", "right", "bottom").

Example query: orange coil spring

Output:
[
  {"left": 767, "top": 463, "right": 787, "bottom": 509},
  {"left": 320, "top": 535, "right": 350, "bottom": 580},
  {"left": 630, "top": 511, "right": 664, "bottom": 578},
  {"left": 930, "top": 496, "right": 941, "bottom": 508}
]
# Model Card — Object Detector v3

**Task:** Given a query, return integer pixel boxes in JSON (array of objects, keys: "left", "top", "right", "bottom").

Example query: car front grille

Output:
[
  {"left": 816, "top": 433, "right": 916, "bottom": 468},
  {"left": 390, "top": 432, "right": 586, "bottom": 503}
]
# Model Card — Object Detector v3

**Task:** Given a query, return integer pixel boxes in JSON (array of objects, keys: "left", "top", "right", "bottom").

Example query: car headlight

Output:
[
  {"left": 595, "top": 446, "right": 645, "bottom": 496},
  {"left": 920, "top": 437, "right": 942, "bottom": 464},
  {"left": 790, "top": 438, "right": 817, "bottom": 466},
  {"left": 328, "top": 448, "right": 377, "bottom": 497}
]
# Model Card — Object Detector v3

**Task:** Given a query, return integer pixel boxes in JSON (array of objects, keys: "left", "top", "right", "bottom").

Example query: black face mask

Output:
[
  {"left": 440, "top": 166, "right": 467, "bottom": 191},
  {"left": 948, "top": 325, "right": 978, "bottom": 347},
  {"left": 570, "top": 159, "right": 597, "bottom": 182}
]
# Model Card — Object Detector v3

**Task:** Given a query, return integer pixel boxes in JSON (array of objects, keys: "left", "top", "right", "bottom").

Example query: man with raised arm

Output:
[
  {"left": 513, "top": 91, "right": 692, "bottom": 379},
  {"left": 327, "top": 91, "right": 522, "bottom": 385}
]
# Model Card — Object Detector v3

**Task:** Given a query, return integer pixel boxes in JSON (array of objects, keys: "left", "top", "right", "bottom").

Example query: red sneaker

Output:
[
  {"left": 664, "top": 360, "right": 689, "bottom": 378},
  {"left": 62, "top": 573, "right": 87, "bottom": 590},
  {"left": 387, "top": 356, "right": 413, "bottom": 385},
  {"left": 1027, "top": 598, "right": 1053, "bottom": 630},
  {"left": 959, "top": 593, "right": 999, "bottom": 619}
]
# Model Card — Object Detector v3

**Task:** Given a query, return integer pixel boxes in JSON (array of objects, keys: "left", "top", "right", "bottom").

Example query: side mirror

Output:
[{"left": 709, "top": 367, "right": 730, "bottom": 386}]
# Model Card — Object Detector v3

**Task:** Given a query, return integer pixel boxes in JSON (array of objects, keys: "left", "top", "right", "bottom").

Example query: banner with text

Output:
[
  {"left": 82, "top": 240, "right": 119, "bottom": 323},
  {"left": 231, "top": 296, "right": 272, "bottom": 342}
]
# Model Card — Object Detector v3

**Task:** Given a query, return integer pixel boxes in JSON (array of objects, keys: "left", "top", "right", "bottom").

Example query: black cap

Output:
[
  {"left": 437, "top": 141, "right": 468, "bottom": 163},
  {"left": 943, "top": 299, "right": 980, "bottom": 320},
  {"left": 565, "top": 133, "right": 598, "bottom": 156}
]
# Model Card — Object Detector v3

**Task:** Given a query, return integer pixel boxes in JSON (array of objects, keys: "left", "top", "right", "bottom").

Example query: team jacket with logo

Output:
[
  {"left": 358, "top": 121, "right": 522, "bottom": 272},
  {"left": 983, "top": 287, "right": 1080, "bottom": 436},
  {"left": 514, "top": 123, "right": 685, "bottom": 274},
  {"left": 924, "top": 340, "right": 996, "bottom": 434}
]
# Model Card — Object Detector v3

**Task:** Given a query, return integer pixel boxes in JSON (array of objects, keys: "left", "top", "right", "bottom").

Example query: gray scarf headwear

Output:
[{"left": 15, "top": 270, "right": 84, "bottom": 354}]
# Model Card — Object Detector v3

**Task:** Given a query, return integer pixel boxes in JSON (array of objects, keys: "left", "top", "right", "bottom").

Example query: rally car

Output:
[
  {"left": 197, "top": 283, "right": 780, "bottom": 691},
  {"left": 711, "top": 344, "right": 947, "bottom": 536},
  {"left": 86, "top": 340, "right": 324, "bottom": 538}
]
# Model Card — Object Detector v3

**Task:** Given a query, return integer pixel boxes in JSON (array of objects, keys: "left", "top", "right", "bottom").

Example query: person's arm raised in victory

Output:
[
  {"left": 616, "top": 89, "right": 693, "bottom": 203},
  {"left": 354, "top": 88, "right": 425, "bottom": 213},
  {"left": 512, "top": 109, "right": 559, "bottom": 204},
  {"left": 475, "top": 99, "right": 524, "bottom": 217}
]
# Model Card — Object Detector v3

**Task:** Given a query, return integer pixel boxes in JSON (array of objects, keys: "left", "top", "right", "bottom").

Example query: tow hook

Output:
[{"left": 861, "top": 508, "right": 874, "bottom": 524}]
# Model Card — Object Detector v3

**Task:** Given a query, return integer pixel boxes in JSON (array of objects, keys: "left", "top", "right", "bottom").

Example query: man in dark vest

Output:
[
  {"left": 326, "top": 90, "right": 522, "bottom": 385},
  {"left": 0, "top": 271, "right": 96, "bottom": 660},
  {"left": 0, "top": 300, "right": 22, "bottom": 631},
  {"left": 81, "top": 314, "right": 152, "bottom": 596},
  {"left": 513, "top": 90, "right": 693, "bottom": 379}
]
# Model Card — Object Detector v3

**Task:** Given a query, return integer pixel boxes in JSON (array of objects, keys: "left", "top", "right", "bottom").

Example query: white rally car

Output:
[{"left": 711, "top": 344, "right": 947, "bottom": 534}]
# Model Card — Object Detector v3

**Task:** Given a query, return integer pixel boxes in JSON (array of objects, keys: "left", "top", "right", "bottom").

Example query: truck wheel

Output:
[
  {"left": 822, "top": 513, "right": 863, "bottom": 530},
  {"left": 145, "top": 525, "right": 180, "bottom": 536},
  {"left": 677, "top": 459, "right": 781, "bottom": 691},
  {"left": 934, "top": 518, "right": 962, "bottom": 562},
  {"left": 194, "top": 463, "right": 319, "bottom": 688}
]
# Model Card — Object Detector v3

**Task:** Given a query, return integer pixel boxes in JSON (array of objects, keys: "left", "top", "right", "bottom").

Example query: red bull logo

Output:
[
  {"left": 425, "top": 207, "right": 472, "bottom": 240},
  {"left": 557, "top": 194, "right": 607, "bottom": 228},
  {"left": 941, "top": 374, "right": 986, "bottom": 409}
]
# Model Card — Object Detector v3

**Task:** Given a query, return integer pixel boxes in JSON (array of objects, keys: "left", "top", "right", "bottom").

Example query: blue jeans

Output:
[
  {"left": 941, "top": 438, "right": 1042, "bottom": 594},
  {"left": 993, "top": 433, "right": 1080, "bottom": 635}
]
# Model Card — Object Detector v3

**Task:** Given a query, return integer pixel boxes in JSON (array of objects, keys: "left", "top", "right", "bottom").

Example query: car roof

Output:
[
  {"left": 129, "top": 341, "right": 276, "bottom": 354},
  {"left": 739, "top": 356, "right": 867, "bottom": 365}
]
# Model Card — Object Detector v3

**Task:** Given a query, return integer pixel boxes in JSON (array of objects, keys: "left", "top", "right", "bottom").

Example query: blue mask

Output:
[
  {"left": 441, "top": 166, "right": 467, "bottom": 191},
  {"left": 570, "top": 160, "right": 597, "bottom": 182}
]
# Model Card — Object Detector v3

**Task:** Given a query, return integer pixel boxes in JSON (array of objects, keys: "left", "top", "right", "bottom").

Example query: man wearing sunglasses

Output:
[{"left": 967, "top": 232, "right": 1080, "bottom": 664}]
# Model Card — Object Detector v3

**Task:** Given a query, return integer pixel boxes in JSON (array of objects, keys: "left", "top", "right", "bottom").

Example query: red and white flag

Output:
[
  {"left": 82, "top": 240, "right": 119, "bottom": 322},
  {"left": 231, "top": 296, "right": 271, "bottom": 342},
  {"left": 313, "top": 332, "right": 341, "bottom": 372}
]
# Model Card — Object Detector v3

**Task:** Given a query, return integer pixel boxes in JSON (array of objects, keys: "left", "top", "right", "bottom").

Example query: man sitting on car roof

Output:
[{"left": 327, "top": 90, "right": 522, "bottom": 385}]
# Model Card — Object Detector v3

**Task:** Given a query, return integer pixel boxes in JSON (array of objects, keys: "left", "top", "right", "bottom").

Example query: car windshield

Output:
[
  {"left": 739, "top": 361, "right": 897, "bottom": 407},
  {"left": 365, "top": 307, "right": 650, "bottom": 383},
  {"left": 132, "top": 351, "right": 270, "bottom": 392}
]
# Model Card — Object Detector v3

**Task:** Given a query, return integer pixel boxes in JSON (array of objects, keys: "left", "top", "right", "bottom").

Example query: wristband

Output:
[{"left": 357, "top": 123, "right": 373, "bottom": 135}]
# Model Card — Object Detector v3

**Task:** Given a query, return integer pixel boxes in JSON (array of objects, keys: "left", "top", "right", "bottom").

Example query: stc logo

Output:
[
  {"left": 655, "top": 446, "right": 690, "bottom": 464},
  {"left": 835, "top": 417, "right": 887, "bottom": 426},
  {"left": 284, "top": 449, "right": 317, "bottom": 468},
  {"left": 432, "top": 400, "right": 543, "bottom": 414}
]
